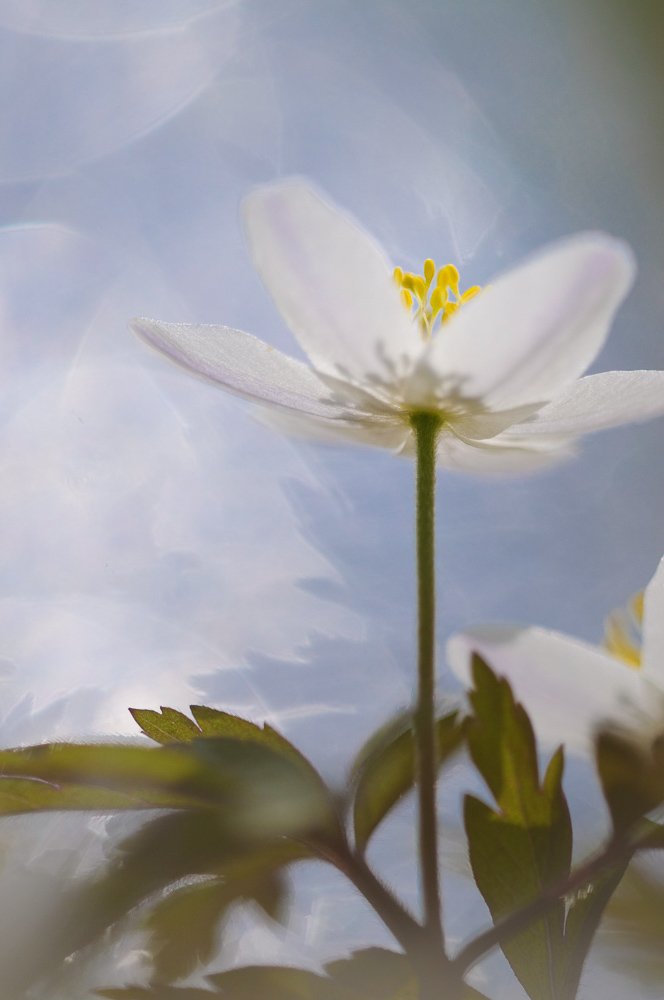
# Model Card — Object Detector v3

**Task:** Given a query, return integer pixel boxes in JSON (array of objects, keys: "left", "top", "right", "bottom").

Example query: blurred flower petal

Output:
[{"left": 446, "top": 624, "right": 645, "bottom": 755}]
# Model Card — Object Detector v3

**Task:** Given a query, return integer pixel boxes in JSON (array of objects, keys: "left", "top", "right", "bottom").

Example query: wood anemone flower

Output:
[
  {"left": 447, "top": 557, "right": 664, "bottom": 757},
  {"left": 131, "top": 179, "right": 664, "bottom": 474}
]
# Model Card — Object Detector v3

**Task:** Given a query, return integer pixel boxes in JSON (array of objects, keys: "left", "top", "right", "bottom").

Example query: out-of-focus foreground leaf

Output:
[
  {"left": 463, "top": 655, "right": 620, "bottom": 1000},
  {"left": 0, "top": 713, "right": 340, "bottom": 989},
  {"left": 98, "top": 947, "right": 492, "bottom": 998},
  {"left": 0, "top": 732, "right": 338, "bottom": 838},
  {"left": 595, "top": 859, "right": 664, "bottom": 988},
  {"left": 350, "top": 708, "right": 465, "bottom": 852},
  {"left": 145, "top": 838, "right": 305, "bottom": 983},
  {"left": 596, "top": 728, "right": 664, "bottom": 832}
]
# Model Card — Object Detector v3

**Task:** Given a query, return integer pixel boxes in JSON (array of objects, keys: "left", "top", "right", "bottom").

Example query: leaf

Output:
[
  {"left": 324, "top": 947, "right": 416, "bottom": 998},
  {"left": 130, "top": 707, "right": 202, "bottom": 745},
  {"left": 595, "top": 860, "right": 664, "bottom": 989},
  {"left": 190, "top": 736, "right": 339, "bottom": 839},
  {"left": 97, "top": 990, "right": 216, "bottom": 999},
  {"left": 558, "top": 860, "right": 628, "bottom": 999},
  {"left": 464, "top": 655, "right": 573, "bottom": 1000},
  {"left": 351, "top": 709, "right": 464, "bottom": 851},
  {"left": 190, "top": 706, "right": 329, "bottom": 791},
  {"left": 0, "top": 736, "right": 337, "bottom": 839},
  {"left": 0, "top": 742, "right": 227, "bottom": 809},
  {"left": 596, "top": 728, "right": 664, "bottom": 833},
  {"left": 146, "top": 845, "right": 301, "bottom": 983},
  {"left": 0, "top": 776, "right": 186, "bottom": 815},
  {"left": 206, "top": 965, "right": 358, "bottom": 999}
]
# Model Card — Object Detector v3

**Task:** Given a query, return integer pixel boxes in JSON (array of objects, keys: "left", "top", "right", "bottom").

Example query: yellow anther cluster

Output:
[
  {"left": 602, "top": 589, "right": 645, "bottom": 669},
  {"left": 393, "top": 259, "right": 481, "bottom": 339}
]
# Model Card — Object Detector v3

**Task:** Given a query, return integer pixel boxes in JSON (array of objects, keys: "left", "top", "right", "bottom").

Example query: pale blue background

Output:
[{"left": 0, "top": 1, "right": 660, "bottom": 996}]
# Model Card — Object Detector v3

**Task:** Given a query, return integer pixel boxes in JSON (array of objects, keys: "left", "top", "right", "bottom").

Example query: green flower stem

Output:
[{"left": 411, "top": 411, "right": 444, "bottom": 953}]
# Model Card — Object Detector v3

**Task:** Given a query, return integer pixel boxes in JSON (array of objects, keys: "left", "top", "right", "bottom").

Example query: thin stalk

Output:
[{"left": 411, "top": 412, "right": 444, "bottom": 954}]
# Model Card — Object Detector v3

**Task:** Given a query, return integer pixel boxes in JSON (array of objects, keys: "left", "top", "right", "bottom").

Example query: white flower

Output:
[
  {"left": 131, "top": 179, "right": 664, "bottom": 474},
  {"left": 447, "top": 557, "right": 664, "bottom": 757}
]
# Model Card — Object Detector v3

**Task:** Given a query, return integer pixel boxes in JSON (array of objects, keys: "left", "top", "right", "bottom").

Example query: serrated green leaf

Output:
[
  {"left": 190, "top": 706, "right": 326, "bottom": 788},
  {"left": 596, "top": 728, "right": 664, "bottom": 832},
  {"left": 351, "top": 710, "right": 464, "bottom": 852},
  {"left": 130, "top": 707, "right": 202, "bottom": 745},
  {"left": 465, "top": 655, "right": 573, "bottom": 1000}
]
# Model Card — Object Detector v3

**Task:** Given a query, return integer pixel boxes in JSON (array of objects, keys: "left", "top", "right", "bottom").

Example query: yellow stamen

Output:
[
  {"left": 602, "top": 590, "right": 645, "bottom": 669},
  {"left": 630, "top": 590, "right": 645, "bottom": 625},
  {"left": 394, "top": 258, "right": 481, "bottom": 339}
]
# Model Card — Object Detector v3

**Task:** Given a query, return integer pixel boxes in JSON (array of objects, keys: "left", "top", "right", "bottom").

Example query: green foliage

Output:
[
  {"left": 129, "top": 707, "right": 202, "bottom": 744},
  {"left": 0, "top": 776, "right": 181, "bottom": 815},
  {"left": 0, "top": 726, "right": 338, "bottom": 839},
  {"left": 597, "top": 860, "right": 664, "bottom": 988},
  {"left": 350, "top": 708, "right": 465, "bottom": 852},
  {"left": 145, "top": 842, "right": 304, "bottom": 983},
  {"left": 463, "top": 655, "right": 619, "bottom": 1000},
  {"left": 596, "top": 728, "right": 664, "bottom": 832},
  {"left": 98, "top": 948, "right": 491, "bottom": 999}
]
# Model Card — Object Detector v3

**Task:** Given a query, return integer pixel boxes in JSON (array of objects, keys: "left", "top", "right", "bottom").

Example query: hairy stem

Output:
[{"left": 411, "top": 412, "right": 444, "bottom": 956}]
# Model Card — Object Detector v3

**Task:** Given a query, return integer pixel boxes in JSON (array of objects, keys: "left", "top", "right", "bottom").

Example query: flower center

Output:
[
  {"left": 602, "top": 590, "right": 644, "bottom": 669},
  {"left": 393, "top": 259, "right": 481, "bottom": 339}
]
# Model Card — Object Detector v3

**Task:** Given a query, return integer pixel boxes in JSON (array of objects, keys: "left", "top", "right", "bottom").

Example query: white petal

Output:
[
  {"left": 641, "top": 556, "right": 664, "bottom": 687},
  {"left": 130, "top": 318, "right": 353, "bottom": 419},
  {"left": 433, "top": 428, "right": 575, "bottom": 474},
  {"left": 242, "top": 180, "right": 423, "bottom": 393},
  {"left": 447, "top": 625, "right": 646, "bottom": 757},
  {"left": 257, "top": 406, "right": 410, "bottom": 451},
  {"left": 510, "top": 370, "right": 664, "bottom": 437},
  {"left": 421, "top": 232, "right": 635, "bottom": 411}
]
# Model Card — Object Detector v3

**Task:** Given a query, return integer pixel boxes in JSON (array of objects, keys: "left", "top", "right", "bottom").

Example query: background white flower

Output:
[
  {"left": 131, "top": 179, "right": 664, "bottom": 475},
  {"left": 446, "top": 555, "right": 664, "bottom": 757}
]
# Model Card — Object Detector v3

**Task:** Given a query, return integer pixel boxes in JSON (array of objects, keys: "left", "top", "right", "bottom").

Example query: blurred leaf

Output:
[
  {"left": 190, "top": 706, "right": 330, "bottom": 794},
  {"left": 97, "top": 990, "right": 216, "bottom": 999},
  {"left": 596, "top": 728, "right": 664, "bottom": 832},
  {"left": 324, "top": 947, "right": 416, "bottom": 998},
  {"left": 130, "top": 707, "right": 202, "bottom": 745},
  {"left": 206, "top": 965, "right": 358, "bottom": 998},
  {"left": 190, "top": 737, "right": 339, "bottom": 839},
  {"left": 0, "top": 743, "right": 226, "bottom": 808},
  {"left": 38, "top": 810, "right": 311, "bottom": 979},
  {"left": 0, "top": 736, "right": 338, "bottom": 839},
  {"left": 0, "top": 776, "right": 187, "bottom": 815},
  {"left": 351, "top": 709, "right": 464, "bottom": 851},
  {"left": 559, "top": 860, "right": 628, "bottom": 998},
  {"left": 146, "top": 850, "right": 296, "bottom": 982},
  {"left": 596, "top": 860, "right": 664, "bottom": 988},
  {"left": 464, "top": 655, "right": 574, "bottom": 1000}
]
